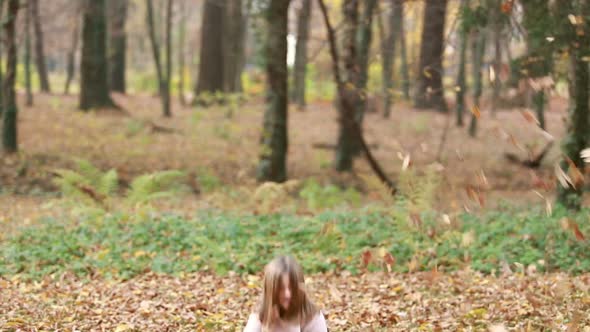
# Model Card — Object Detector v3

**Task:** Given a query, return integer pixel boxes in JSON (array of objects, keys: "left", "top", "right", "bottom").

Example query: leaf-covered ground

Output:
[{"left": 1, "top": 271, "right": 589, "bottom": 331}]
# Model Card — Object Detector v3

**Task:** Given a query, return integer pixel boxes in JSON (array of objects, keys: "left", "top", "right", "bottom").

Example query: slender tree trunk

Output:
[
  {"left": 455, "top": 0, "right": 469, "bottom": 126},
  {"left": 195, "top": 0, "right": 225, "bottom": 99},
  {"left": 108, "top": 0, "right": 127, "bottom": 93},
  {"left": 399, "top": 0, "right": 410, "bottom": 100},
  {"left": 64, "top": 9, "right": 80, "bottom": 95},
  {"left": 0, "top": 0, "right": 4, "bottom": 118},
  {"left": 382, "top": 0, "right": 402, "bottom": 118},
  {"left": 31, "top": 0, "right": 50, "bottom": 93},
  {"left": 557, "top": 43, "right": 589, "bottom": 210},
  {"left": 24, "top": 0, "right": 33, "bottom": 106},
  {"left": 3, "top": 0, "right": 18, "bottom": 153},
  {"left": 491, "top": 1, "right": 502, "bottom": 116},
  {"left": 177, "top": 0, "right": 187, "bottom": 105},
  {"left": 237, "top": 0, "right": 254, "bottom": 93},
  {"left": 335, "top": 0, "right": 360, "bottom": 171},
  {"left": 257, "top": 0, "right": 290, "bottom": 182},
  {"left": 469, "top": 28, "right": 486, "bottom": 137},
  {"left": 223, "top": 0, "right": 243, "bottom": 93},
  {"left": 414, "top": 0, "right": 448, "bottom": 112},
  {"left": 292, "top": 0, "right": 312, "bottom": 109},
  {"left": 79, "top": 0, "right": 115, "bottom": 110},
  {"left": 146, "top": 0, "right": 173, "bottom": 117}
]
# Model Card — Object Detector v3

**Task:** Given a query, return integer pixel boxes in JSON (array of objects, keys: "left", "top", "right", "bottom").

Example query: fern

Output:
[
  {"left": 397, "top": 168, "right": 441, "bottom": 213},
  {"left": 126, "top": 170, "right": 185, "bottom": 204},
  {"left": 98, "top": 169, "right": 119, "bottom": 196},
  {"left": 74, "top": 158, "right": 104, "bottom": 187}
]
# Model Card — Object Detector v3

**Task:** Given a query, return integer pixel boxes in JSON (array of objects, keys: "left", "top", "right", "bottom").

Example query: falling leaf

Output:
[
  {"left": 442, "top": 214, "right": 451, "bottom": 225},
  {"left": 545, "top": 199, "right": 553, "bottom": 217},
  {"left": 565, "top": 157, "right": 584, "bottom": 188},
  {"left": 402, "top": 154, "right": 411, "bottom": 171},
  {"left": 423, "top": 67, "right": 432, "bottom": 79},
  {"left": 501, "top": 0, "right": 513, "bottom": 13},
  {"left": 581, "top": 148, "right": 590, "bottom": 163},
  {"left": 521, "top": 110, "right": 540, "bottom": 125},
  {"left": 546, "top": 36, "right": 555, "bottom": 42},
  {"left": 489, "top": 66, "right": 497, "bottom": 82},
  {"left": 570, "top": 220, "right": 585, "bottom": 241},
  {"left": 470, "top": 105, "right": 481, "bottom": 119},
  {"left": 555, "top": 164, "right": 574, "bottom": 189}
]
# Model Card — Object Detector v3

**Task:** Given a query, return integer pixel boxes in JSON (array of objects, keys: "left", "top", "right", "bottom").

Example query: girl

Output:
[{"left": 243, "top": 255, "right": 328, "bottom": 332}]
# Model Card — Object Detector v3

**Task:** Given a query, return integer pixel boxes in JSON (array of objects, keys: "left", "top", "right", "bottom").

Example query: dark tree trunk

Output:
[
  {"left": 335, "top": 0, "right": 360, "bottom": 171},
  {"left": 557, "top": 41, "right": 590, "bottom": 210},
  {"left": 108, "top": 0, "right": 127, "bottom": 93},
  {"left": 31, "top": 0, "right": 50, "bottom": 93},
  {"left": 491, "top": 0, "right": 502, "bottom": 116},
  {"left": 64, "top": 6, "right": 81, "bottom": 95},
  {"left": 355, "top": 0, "right": 377, "bottom": 121},
  {"left": 24, "top": 0, "right": 33, "bottom": 106},
  {"left": 177, "top": 0, "right": 187, "bottom": 105},
  {"left": 455, "top": 0, "right": 469, "bottom": 126},
  {"left": 382, "top": 0, "right": 402, "bottom": 117},
  {"left": 398, "top": 0, "right": 410, "bottom": 100},
  {"left": 195, "top": 0, "right": 225, "bottom": 98},
  {"left": 414, "top": 0, "right": 448, "bottom": 112},
  {"left": 0, "top": 0, "right": 4, "bottom": 118},
  {"left": 223, "top": 0, "right": 243, "bottom": 93},
  {"left": 146, "top": 0, "right": 173, "bottom": 117},
  {"left": 3, "top": 0, "right": 18, "bottom": 153},
  {"left": 292, "top": 0, "right": 312, "bottom": 109},
  {"left": 469, "top": 27, "right": 486, "bottom": 137},
  {"left": 79, "top": 0, "right": 115, "bottom": 110},
  {"left": 257, "top": 0, "right": 290, "bottom": 182}
]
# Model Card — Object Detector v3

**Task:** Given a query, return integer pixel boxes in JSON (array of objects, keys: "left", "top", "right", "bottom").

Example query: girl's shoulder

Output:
[{"left": 303, "top": 311, "right": 328, "bottom": 332}]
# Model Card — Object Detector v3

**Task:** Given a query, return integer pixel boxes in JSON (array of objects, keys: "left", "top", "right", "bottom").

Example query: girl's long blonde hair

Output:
[{"left": 257, "top": 255, "right": 319, "bottom": 328}]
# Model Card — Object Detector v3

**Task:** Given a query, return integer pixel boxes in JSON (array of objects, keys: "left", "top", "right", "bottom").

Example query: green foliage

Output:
[
  {"left": 299, "top": 179, "right": 361, "bottom": 210},
  {"left": 127, "top": 170, "right": 186, "bottom": 204},
  {"left": 397, "top": 168, "right": 441, "bottom": 213},
  {"left": 53, "top": 159, "right": 186, "bottom": 207},
  {"left": 196, "top": 168, "right": 222, "bottom": 193},
  {"left": 1, "top": 206, "right": 589, "bottom": 281}
]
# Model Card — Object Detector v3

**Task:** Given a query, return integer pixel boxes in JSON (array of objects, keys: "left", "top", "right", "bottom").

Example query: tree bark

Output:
[
  {"left": 177, "top": 0, "right": 187, "bottom": 105},
  {"left": 334, "top": 0, "right": 360, "bottom": 171},
  {"left": 108, "top": 0, "right": 127, "bottom": 93},
  {"left": 414, "top": 0, "right": 448, "bottom": 112},
  {"left": 355, "top": 0, "right": 377, "bottom": 121},
  {"left": 64, "top": 6, "right": 81, "bottom": 95},
  {"left": 31, "top": 0, "right": 50, "bottom": 93},
  {"left": 223, "top": 0, "right": 243, "bottom": 93},
  {"left": 146, "top": 0, "right": 173, "bottom": 117},
  {"left": 194, "top": 0, "right": 225, "bottom": 99},
  {"left": 0, "top": 0, "right": 5, "bottom": 118},
  {"left": 469, "top": 27, "right": 486, "bottom": 137},
  {"left": 257, "top": 0, "right": 290, "bottom": 182},
  {"left": 25, "top": 0, "right": 33, "bottom": 106},
  {"left": 3, "top": 0, "right": 18, "bottom": 153},
  {"left": 79, "top": 0, "right": 115, "bottom": 110},
  {"left": 455, "top": 0, "right": 469, "bottom": 126},
  {"left": 382, "top": 0, "right": 402, "bottom": 117},
  {"left": 292, "top": 0, "right": 312, "bottom": 109},
  {"left": 491, "top": 0, "right": 502, "bottom": 116},
  {"left": 398, "top": 0, "right": 410, "bottom": 100},
  {"left": 557, "top": 39, "right": 589, "bottom": 210}
]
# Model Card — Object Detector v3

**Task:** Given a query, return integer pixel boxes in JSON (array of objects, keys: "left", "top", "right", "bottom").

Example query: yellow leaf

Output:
[
  {"left": 115, "top": 324, "right": 131, "bottom": 332},
  {"left": 470, "top": 105, "right": 481, "bottom": 119},
  {"left": 423, "top": 67, "right": 432, "bottom": 79},
  {"left": 134, "top": 250, "right": 147, "bottom": 258}
]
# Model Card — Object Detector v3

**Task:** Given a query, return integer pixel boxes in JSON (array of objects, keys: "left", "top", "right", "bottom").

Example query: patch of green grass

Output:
[{"left": 1, "top": 205, "right": 589, "bottom": 281}]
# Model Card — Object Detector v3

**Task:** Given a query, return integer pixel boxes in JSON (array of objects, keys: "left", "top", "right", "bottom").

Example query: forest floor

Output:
[
  {"left": 2, "top": 270, "right": 590, "bottom": 331},
  {"left": 0, "top": 91, "right": 576, "bottom": 214}
]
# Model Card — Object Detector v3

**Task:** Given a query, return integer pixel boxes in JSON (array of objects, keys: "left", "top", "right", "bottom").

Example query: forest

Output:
[{"left": 1, "top": 0, "right": 590, "bottom": 330}]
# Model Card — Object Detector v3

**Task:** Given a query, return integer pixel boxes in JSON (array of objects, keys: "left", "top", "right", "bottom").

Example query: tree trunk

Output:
[
  {"left": 79, "top": 0, "right": 115, "bottom": 110},
  {"left": 0, "top": 0, "right": 4, "bottom": 118},
  {"left": 31, "top": 0, "right": 50, "bottom": 93},
  {"left": 64, "top": 7, "right": 80, "bottom": 95},
  {"left": 455, "top": 0, "right": 469, "bottom": 126},
  {"left": 355, "top": 0, "right": 377, "bottom": 118},
  {"left": 3, "top": 0, "right": 18, "bottom": 153},
  {"left": 177, "top": 0, "right": 187, "bottom": 105},
  {"left": 414, "top": 0, "right": 447, "bottom": 112},
  {"left": 24, "top": 0, "right": 33, "bottom": 106},
  {"left": 257, "top": 0, "right": 290, "bottom": 182},
  {"left": 195, "top": 0, "right": 225, "bottom": 99},
  {"left": 557, "top": 43, "right": 589, "bottom": 210},
  {"left": 223, "top": 0, "right": 243, "bottom": 93},
  {"left": 292, "top": 0, "right": 312, "bottom": 109},
  {"left": 491, "top": 0, "right": 502, "bottom": 116},
  {"left": 469, "top": 27, "right": 486, "bottom": 137},
  {"left": 335, "top": 0, "right": 360, "bottom": 172},
  {"left": 108, "top": 0, "right": 127, "bottom": 93},
  {"left": 398, "top": 0, "right": 410, "bottom": 100},
  {"left": 146, "top": 0, "right": 173, "bottom": 117},
  {"left": 382, "top": 0, "right": 403, "bottom": 117}
]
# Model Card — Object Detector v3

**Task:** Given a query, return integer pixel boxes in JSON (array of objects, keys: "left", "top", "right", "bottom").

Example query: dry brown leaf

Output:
[
  {"left": 470, "top": 105, "right": 481, "bottom": 119},
  {"left": 581, "top": 148, "right": 590, "bottom": 163},
  {"left": 521, "top": 110, "right": 540, "bottom": 125},
  {"left": 555, "top": 164, "right": 574, "bottom": 189},
  {"left": 361, "top": 250, "right": 372, "bottom": 268}
]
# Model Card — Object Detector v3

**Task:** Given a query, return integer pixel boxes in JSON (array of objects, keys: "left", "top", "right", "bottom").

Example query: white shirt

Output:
[{"left": 243, "top": 312, "right": 328, "bottom": 332}]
